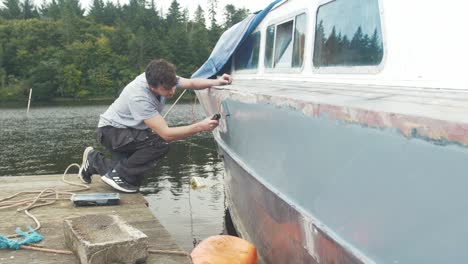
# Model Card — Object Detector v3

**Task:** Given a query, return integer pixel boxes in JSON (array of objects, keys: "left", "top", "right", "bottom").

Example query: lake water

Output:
[{"left": 0, "top": 103, "right": 225, "bottom": 251}]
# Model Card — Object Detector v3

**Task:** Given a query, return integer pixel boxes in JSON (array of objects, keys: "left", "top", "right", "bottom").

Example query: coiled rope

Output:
[
  {"left": 0, "top": 163, "right": 89, "bottom": 238},
  {"left": 0, "top": 164, "right": 89, "bottom": 254}
]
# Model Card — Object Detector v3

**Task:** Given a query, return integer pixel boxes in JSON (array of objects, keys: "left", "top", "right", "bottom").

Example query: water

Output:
[{"left": 0, "top": 104, "right": 225, "bottom": 251}]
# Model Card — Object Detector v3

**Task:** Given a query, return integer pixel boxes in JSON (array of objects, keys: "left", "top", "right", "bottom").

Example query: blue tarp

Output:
[{"left": 191, "top": 0, "right": 283, "bottom": 79}]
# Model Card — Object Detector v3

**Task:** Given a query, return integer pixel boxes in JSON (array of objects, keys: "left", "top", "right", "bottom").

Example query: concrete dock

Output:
[{"left": 0, "top": 175, "right": 191, "bottom": 264}]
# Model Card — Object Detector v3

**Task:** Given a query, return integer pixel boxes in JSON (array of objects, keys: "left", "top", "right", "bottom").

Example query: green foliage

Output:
[
  {"left": 27, "top": 59, "right": 60, "bottom": 100},
  {"left": 21, "top": 0, "right": 39, "bottom": 19},
  {"left": 223, "top": 4, "right": 249, "bottom": 29},
  {"left": 40, "top": 0, "right": 61, "bottom": 20},
  {"left": 0, "top": 68, "right": 6, "bottom": 89},
  {"left": 0, "top": 0, "right": 21, "bottom": 19},
  {"left": 191, "top": 5, "right": 210, "bottom": 66},
  {"left": 62, "top": 64, "right": 81, "bottom": 97},
  {"left": 167, "top": 0, "right": 182, "bottom": 27},
  {"left": 0, "top": 0, "right": 248, "bottom": 102}
]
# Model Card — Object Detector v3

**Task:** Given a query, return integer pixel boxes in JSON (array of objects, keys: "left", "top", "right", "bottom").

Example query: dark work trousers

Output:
[{"left": 92, "top": 126, "right": 169, "bottom": 186}]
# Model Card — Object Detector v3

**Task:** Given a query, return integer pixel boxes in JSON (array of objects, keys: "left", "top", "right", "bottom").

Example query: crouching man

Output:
[{"left": 78, "top": 59, "right": 232, "bottom": 192}]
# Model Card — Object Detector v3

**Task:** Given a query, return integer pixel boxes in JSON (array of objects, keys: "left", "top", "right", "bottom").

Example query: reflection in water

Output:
[{"left": 0, "top": 104, "right": 225, "bottom": 251}]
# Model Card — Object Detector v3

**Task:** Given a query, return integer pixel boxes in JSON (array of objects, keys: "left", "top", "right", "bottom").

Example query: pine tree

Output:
[
  {"left": 0, "top": 0, "right": 22, "bottom": 19},
  {"left": 0, "top": 44, "right": 5, "bottom": 89},
  {"left": 207, "top": 0, "right": 221, "bottom": 48},
  {"left": 59, "top": 0, "right": 84, "bottom": 18},
  {"left": 223, "top": 4, "right": 235, "bottom": 28},
  {"left": 325, "top": 26, "right": 338, "bottom": 65},
  {"left": 182, "top": 7, "right": 189, "bottom": 32},
  {"left": 88, "top": 0, "right": 105, "bottom": 23},
  {"left": 313, "top": 20, "right": 326, "bottom": 66},
  {"left": 223, "top": 4, "right": 248, "bottom": 29},
  {"left": 350, "top": 26, "right": 363, "bottom": 49},
  {"left": 68, "top": 0, "right": 84, "bottom": 17},
  {"left": 194, "top": 5, "right": 206, "bottom": 27},
  {"left": 0, "top": 44, "right": 3, "bottom": 68},
  {"left": 361, "top": 33, "right": 370, "bottom": 64},
  {"left": 40, "top": 0, "right": 60, "bottom": 20},
  {"left": 121, "top": 0, "right": 145, "bottom": 31},
  {"left": 350, "top": 26, "right": 363, "bottom": 63},
  {"left": 165, "top": 1, "right": 193, "bottom": 76},
  {"left": 340, "top": 34, "right": 350, "bottom": 63},
  {"left": 166, "top": 0, "right": 181, "bottom": 28},
  {"left": 128, "top": 26, "right": 146, "bottom": 70},
  {"left": 101, "top": 1, "right": 121, "bottom": 26},
  {"left": 369, "top": 28, "right": 382, "bottom": 64},
  {"left": 191, "top": 5, "right": 210, "bottom": 66},
  {"left": 208, "top": 0, "right": 217, "bottom": 29},
  {"left": 21, "top": 0, "right": 39, "bottom": 19}
]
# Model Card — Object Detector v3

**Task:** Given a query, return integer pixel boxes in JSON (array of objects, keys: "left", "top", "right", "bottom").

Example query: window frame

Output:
[
  {"left": 311, "top": 0, "right": 386, "bottom": 74},
  {"left": 264, "top": 24, "right": 276, "bottom": 70},
  {"left": 264, "top": 10, "right": 308, "bottom": 74},
  {"left": 232, "top": 30, "right": 262, "bottom": 74}
]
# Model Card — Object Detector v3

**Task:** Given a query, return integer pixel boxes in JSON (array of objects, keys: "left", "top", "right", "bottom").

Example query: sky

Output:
[{"left": 317, "top": 0, "right": 382, "bottom": 38}]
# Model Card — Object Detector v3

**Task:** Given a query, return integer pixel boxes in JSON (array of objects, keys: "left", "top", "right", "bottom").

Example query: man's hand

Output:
[
  {"left": 216, "top": 74, "right": 233, "bottom": 86},
  {"left": 197, "top": 117, "right": 219, "bottom": 132},
  {"left": 145, "top": 115, "right": 219, "bottom": 142}
]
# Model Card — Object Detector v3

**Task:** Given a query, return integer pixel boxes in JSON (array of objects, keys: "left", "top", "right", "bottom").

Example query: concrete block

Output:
[{"left": 63, "top": 214, "right": 148, "bottom": 264}]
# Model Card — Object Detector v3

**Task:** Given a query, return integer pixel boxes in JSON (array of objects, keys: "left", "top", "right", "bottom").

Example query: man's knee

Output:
[
  {"left": 150, "top": 139, "right": 170, "bottom": 157},
  {"left": 159, "top": 142, "right": 170, "bottom": 155}
]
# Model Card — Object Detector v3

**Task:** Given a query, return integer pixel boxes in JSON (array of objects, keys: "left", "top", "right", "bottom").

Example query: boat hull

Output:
[
  {"left": 196, "top": 85, "right": 468, "bottom": 263},
  {"left": 221, "top": 146, "right": 363, "bottom": 264}
]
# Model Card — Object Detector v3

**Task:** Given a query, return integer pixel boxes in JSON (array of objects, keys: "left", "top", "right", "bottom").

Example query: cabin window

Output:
[
  {"left": 234, "top": 31, "right": 260, "bottom": 70},
  {"left": 274, "top": 20, "right": 294, "bottom": 68},
  {"left": 264, "top": 13, "right": 307, "bottom": 69},
  {"left": 313, "top": 0, "right": 384, "bottom": 67},
  {"left": 293, "top": 13, "right": 307, "bottom": 68},
  {"left": 264, "top": 25, "right": 275, "bottom": 68}
]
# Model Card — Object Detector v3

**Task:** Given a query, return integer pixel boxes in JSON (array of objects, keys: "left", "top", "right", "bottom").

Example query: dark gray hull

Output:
[
  {"left": 221, "top": 147, "right": 364, "bottom": 264},
  {"left": 196, "top": 80, "right": 468, "bottom": 263}
]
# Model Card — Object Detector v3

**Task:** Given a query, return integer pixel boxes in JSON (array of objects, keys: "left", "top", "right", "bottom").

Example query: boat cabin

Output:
[{"left": 231, "top": 0, "right": 467, "bottom": 90}]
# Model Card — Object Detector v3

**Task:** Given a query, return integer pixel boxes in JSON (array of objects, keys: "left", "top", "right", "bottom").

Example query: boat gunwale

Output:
[{"left": 207, "top": 81, "right": 468, "bottom": 147}]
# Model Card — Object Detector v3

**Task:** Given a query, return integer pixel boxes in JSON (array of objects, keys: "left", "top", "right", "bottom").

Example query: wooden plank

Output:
[{"left": 0, "top": 175, "right": 191, "bottom": 264}]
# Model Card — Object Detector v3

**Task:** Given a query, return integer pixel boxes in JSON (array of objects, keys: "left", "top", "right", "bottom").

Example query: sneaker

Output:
[
  {"left": 78, "top": 146, "right": 94, "bottom": 184},
  {"left": 101, "top": 170, "right": 139, "bottom": 193}
]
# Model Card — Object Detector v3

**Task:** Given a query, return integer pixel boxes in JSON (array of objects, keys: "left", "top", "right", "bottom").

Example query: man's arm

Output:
[
  {"left": 178, "top": 74, "right": 233, "bottom": 90},
  {"left": 144, "top": 115, "right": 219, "bottom": 142}
]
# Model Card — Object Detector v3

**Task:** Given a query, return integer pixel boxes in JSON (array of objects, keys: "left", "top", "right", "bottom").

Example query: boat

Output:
[{"left": 193, "top": 0, "right": 468, "bottom": 263}]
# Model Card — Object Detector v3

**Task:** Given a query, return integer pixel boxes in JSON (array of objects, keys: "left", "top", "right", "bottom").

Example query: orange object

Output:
[{"left": 191, "top": 235, "right": 258, "bottom": 264}]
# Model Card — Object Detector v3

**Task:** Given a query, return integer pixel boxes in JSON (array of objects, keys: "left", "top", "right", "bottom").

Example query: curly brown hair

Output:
[{"left": 145, "top": 59, "right": 178, "bottom": 90}]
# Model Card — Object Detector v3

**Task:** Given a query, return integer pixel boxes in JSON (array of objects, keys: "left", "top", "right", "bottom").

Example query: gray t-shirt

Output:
[{"left": 98, "top": 73, "right": 178, "bottom": 130}]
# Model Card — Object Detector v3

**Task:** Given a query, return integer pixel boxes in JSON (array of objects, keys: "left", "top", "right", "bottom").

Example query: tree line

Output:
[{"left": 0, "top": 0, "right": 249, "bottom": 102}]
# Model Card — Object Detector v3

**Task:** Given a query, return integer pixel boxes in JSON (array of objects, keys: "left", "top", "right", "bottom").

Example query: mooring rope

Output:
[
  {"left": 188, "top": 94, "right": 199, "bottom": 248},
  {"left": 16, "top": 246, "right": 190, "bottom": 257},
  {"left": 163, "top": 89, "right": 188, "bottom": 119}
]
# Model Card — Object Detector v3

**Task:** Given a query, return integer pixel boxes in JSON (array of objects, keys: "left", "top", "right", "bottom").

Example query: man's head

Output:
[{"left": 146, "top": 59, "right": 177, "bottom": 98}]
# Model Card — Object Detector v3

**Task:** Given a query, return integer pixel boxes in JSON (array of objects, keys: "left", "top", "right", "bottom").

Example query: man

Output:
[{"left": 78, "top": 59, "right": 232, "bottom": 193}]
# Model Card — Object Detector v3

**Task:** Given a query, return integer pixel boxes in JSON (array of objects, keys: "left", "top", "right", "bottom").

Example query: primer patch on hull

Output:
[{"left": 204, "top": 87, "right": 468, "bottom": 147}]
